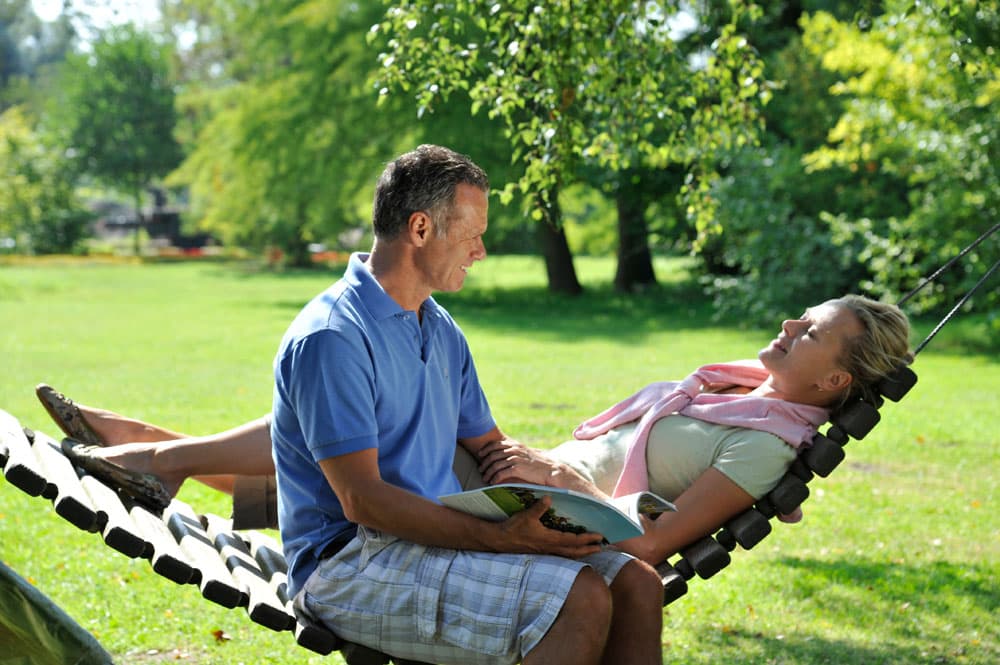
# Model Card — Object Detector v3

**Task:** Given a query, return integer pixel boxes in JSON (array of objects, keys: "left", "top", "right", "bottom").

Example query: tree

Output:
[
  {"left": 1, "top": 0, "right": 77, "bottom": 111},
  {"left": 165, "top": 1, "right": 429, "bottom": 266},
  {"left": 610, "top": 167, "right": 687, "bottom": 291},
  {"left": 695, "top": 0, "right": 999, "bottom": 323},
  {"left": 800, "top": 1, "right": 1000, "bottom": 313},
  {"left": 693, "top": 2, "right": 884, "bottom": 323},
  {"left": 163, "top": 0, "right": 522, "bottom": 266},
  {"left": 372, "top": 0, "right": 769, "bottom": 293},
  {"left": 55, "top": 24, "right": 182, "bottom": 254},
  {"left": 0, "top": 106, "right": 92, "bottom": 253}
]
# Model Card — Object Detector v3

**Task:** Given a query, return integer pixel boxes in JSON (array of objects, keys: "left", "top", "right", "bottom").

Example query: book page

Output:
[
  {"left": 608, "top": 491, "right": 677, "bottom": 522},
  {"left": 440, "top": 490, "right": 513, "bottom": 521}
]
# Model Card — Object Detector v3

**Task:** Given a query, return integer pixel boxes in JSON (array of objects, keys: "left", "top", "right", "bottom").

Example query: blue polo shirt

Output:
[{"left": 271, "top": 253, "right": 496, "bottom": 595}]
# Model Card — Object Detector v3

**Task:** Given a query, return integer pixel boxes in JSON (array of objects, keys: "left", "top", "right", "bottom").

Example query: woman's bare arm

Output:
[{"left": 615, "top": 467, "right": 756, "bottom": 565}]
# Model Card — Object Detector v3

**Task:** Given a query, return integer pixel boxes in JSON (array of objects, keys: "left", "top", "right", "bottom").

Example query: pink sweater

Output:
[{"left": 573, "top": 360, "right": 829, "bottom": 521}]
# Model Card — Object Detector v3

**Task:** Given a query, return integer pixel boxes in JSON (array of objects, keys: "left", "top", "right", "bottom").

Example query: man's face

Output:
[{"left": 421, "top": 183, "right": 488, "bottom": 293}]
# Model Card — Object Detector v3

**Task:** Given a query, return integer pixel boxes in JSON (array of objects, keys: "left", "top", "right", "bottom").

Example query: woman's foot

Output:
[
  {"left": 88, "top": 442, "right": 186, "bottom": 499},
  {"left": 35, "top": 384, "right": 105, "bottom": 446},
  {"left": 36, "top": 384, "right": 188, "bottom": 498},
  {"left": 61, "top": 439, "right": 174, "bottom": 511},
  {"left": 35, "top": 383, "right": 183, "bottom": 445}
]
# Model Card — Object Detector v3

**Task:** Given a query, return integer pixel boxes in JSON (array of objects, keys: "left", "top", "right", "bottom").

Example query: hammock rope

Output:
[{"left": 896, "top": 221, "right": 999, "bottom": 356}]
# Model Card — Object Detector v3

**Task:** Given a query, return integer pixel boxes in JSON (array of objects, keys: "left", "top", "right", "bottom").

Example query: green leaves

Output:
[
  {"left": 0, "top": 106, "right": 92, "bottom": 254},
  {"left": 373, "top": 0, "right": 769, "bottom": 230},
  {"left": 699, "top": 0, "right": 999, "bottom": 321},
  {"left": 799, "top": 1, "right": 1000, "bottom": 312},
  {"left": 166, "top": 1, "right": 407, "bottom": 262}
]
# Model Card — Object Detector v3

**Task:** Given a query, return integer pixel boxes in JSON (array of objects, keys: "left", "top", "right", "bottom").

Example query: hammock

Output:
[
  {"left": 0, "top": 408, "right": 414, "bottom": 665},
  {"left": 655, "top": 364, "right": 917, "bottom": 601},
  {"left": 0, "top": 367, "right": 918, "bottom": 665}
]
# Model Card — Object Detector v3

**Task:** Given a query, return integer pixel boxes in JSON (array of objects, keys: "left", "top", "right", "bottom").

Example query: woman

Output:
[{"left": 40, "top": 294, "right": 912, "bottom": 565}]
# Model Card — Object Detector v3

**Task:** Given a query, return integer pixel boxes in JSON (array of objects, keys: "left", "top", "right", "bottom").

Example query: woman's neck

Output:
[{"left": 748, "top": 378, "right": 837, "bottom": 408}]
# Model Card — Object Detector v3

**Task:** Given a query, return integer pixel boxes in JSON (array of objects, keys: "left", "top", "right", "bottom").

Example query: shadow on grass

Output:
[
  {"left": 230, "top": 263, "right": 728, "bottom": 342},
  {"left": 672, "top": 556, "right": 997, "bottom": 664},
  {"left": 776, "top": 556, "right": 998, "bottom": 616},
  {"left": 693, "top": 629, "right": 964, "bottom": 665},
  {"left": 438, "top": 280, "right": 721, "bottom": 341}
]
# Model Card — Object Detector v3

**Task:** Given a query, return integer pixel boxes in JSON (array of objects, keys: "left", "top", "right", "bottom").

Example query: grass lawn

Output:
[{"left": 0, "top": 255, "right": 997, "bottom": 664}]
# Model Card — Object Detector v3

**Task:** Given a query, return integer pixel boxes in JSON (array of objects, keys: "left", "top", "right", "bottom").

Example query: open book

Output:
[{"left": 439, "top": 483, "right": 676, "bottom": 543}]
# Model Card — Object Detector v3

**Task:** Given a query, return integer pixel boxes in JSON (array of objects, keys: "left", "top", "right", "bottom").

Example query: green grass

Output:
[{"left": 0, "top": 256, "right": 997, "bottom": 664}]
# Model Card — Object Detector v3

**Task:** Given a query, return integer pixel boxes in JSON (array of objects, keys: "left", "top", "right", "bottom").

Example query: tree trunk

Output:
[
  {"left": 284, "top": 206, "right": 313, "bottom": 268},
  {"left": 133, "top": 188, "right": 143, "bottom": 256},
  {"left": 284, "top": 238, "right": 313, "bottom": 268},
  {"left": 535, "top": 189, "right": 582, "bottom": 295},
  {"left": 613, "top": 188, "right": 657, "bottom": 292}
]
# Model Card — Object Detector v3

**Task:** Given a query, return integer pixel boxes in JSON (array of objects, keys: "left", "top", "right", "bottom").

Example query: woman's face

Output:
[{"left": 758, "top": 301, "right": 864, "bottom": 397}]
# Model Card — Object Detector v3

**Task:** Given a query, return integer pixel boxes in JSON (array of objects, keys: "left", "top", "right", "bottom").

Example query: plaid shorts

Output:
[{"left": 294, "top": 526, "right": 634, "bottom": 665}]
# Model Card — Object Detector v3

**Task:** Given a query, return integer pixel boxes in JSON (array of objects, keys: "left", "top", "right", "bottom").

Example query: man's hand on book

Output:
[{"left": 495, "top": 495, "right": 605, "bottom": 559}]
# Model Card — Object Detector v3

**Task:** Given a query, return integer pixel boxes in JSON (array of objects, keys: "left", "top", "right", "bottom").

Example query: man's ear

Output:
[
  {"left": 408, "top": 211, "right": 432, "bottom": 246},
  {"left": 822, "top": 370, "right": 853, "bottom": 392}
]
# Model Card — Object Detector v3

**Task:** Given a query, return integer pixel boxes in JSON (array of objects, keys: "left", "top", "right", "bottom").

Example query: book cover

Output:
[{"left": 439, "top": 483, "right": 675, "bottom": 543}]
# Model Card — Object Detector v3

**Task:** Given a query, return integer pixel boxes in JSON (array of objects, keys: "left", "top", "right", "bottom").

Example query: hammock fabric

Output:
[{"left": 0, "top": 559, "right": 112, "bottom": 665}]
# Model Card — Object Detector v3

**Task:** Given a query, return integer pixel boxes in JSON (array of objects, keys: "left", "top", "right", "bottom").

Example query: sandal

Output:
[
  {"left": 61, "top": 438, "right": 172, "bottom": 512},
  {"left": 35, "top": 384, "right": 106, "bottom": 447}
]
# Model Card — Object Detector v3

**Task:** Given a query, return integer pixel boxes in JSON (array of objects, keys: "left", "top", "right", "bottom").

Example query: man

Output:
[{"left": 270, "top": 145, "right": 663, "bottom": 665}]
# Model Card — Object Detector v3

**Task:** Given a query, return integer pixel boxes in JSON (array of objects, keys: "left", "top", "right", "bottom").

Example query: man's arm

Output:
[
  {"left": 455, "top": 425, "right": 506, "bottom": 458},
  {"left": 472, "top": 436, "right": 609, "bottom": 498},
  {"left": 318, "top": 447, "right": 605, "bottom": 558}
]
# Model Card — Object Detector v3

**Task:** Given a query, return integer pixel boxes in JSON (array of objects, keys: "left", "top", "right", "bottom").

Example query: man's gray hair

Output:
[{"left": 372, "top": 145, "right": 489, "bottom": 240}]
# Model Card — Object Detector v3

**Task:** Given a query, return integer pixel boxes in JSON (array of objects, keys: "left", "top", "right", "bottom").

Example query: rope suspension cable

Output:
[
  {"left": 896, "top": 222, "right": 1000, "bottom": 357},
  {"left": 911, "top": 256, "right": 1000, "bottom": 356},
  {"left": 897, "top": 221, "right": 999, "bottom": 307}
]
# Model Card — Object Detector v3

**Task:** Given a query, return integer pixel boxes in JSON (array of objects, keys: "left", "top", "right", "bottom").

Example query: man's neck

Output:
[{"left": 365, "top": 242, "right": 430, "bottom": 314}]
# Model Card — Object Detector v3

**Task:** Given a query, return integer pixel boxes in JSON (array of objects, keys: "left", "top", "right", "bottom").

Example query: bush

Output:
[
  {"left": 697, "top": 144, "right": 868, "bottom": 324},
  {"left": 0, "top": 106, "right": 92, "bottom": 254}
]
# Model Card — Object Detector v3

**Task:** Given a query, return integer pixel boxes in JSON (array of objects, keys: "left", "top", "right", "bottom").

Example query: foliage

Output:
[
  {"left": 799, "top": 2, "right": 1000, "bottom": 314},
  {"left": 0, "top": 0, "right": 77, "bottom": 112},
  {"left": 703, "top": 145, "right": 843, "bottom": 323},
  {"left": 700, "top": 23, "right": 914, "bottom": 323},
  {"left": 166, "top": 1, "right": 460, "bottom": 265},
  {"left": 0, "top": 105, "right": 92, "bottom": 253},
  {"left": 52, "top": 22, "right": 182, "bottom": 248},
  {"left": 699, "top": 0, "right": 999, "bottom": 322},
  {"left": 561, "top": 183, "right": 619, "bottom": 256},
  {"left": 371, "top": 0, "right": 772, "bottom": 289},
  {"left": 0, "top": 2, "right": 65, "bottom": 92}
]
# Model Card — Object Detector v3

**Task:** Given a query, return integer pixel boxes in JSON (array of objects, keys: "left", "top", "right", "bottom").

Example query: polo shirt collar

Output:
[{"left": 345, "top": 252, "right": 442, "bottom": 322}]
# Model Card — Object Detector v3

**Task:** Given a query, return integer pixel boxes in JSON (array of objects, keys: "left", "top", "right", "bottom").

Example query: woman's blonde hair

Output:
[{"left": 834, "top": 294, "right": 914, "bottom": 407}]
